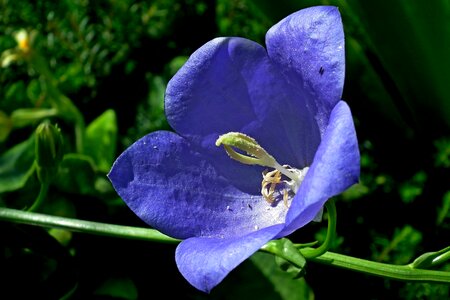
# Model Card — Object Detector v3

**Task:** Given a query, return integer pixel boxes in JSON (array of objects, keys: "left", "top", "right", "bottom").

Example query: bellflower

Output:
[{"left": 108, "top": 6, "right": 360, "bottom": 293}]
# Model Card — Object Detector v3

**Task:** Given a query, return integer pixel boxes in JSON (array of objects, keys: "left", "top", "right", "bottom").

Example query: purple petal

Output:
[
  {"left": 108, "top": 131, "right": 290, "bottom": 240},
  {"left": 266, "top": 6, "right": 345, "bottom": 134},
  {"left": 175, "top": 224, "right": 284, "bottom": 293},
  {"left": 279, "top": 101, "right": 360, "bottom": 237},
  {"left": 165, "top": 37, "right": 320, "bottom": 170}
]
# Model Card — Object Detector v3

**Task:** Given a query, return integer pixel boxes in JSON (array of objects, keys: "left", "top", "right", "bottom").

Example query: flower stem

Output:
[
  {"left": 0, "top": 207, "right": 449, "bottom": 283},
  {"left": 300, "top": 198, "right": 337, "bottom": 259},
  {"left": 310, "top": 251, "right": 450, "bottom": 283},
  {"left": 0, "top": 207, "right": 179, "bottom": 244},
  {"left": 27, "top": 182, "right": 49, "bottom": 212}
]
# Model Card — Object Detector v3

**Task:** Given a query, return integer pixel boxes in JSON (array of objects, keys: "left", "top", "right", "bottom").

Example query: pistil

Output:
[{"left": 216, "top": 132, "right": 309, "bottom": 205}]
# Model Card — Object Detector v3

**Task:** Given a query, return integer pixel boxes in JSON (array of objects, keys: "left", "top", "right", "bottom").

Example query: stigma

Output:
[{"left": 216, "top": 132, "right": 309, "bottom": 206}]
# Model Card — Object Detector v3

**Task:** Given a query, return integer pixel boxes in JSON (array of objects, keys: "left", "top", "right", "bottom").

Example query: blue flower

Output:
[{"left": 108, "top": 6, "right": 360, "bottom": 293}]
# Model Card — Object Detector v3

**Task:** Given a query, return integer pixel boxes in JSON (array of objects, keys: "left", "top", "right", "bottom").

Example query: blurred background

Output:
[{"left": 0, "top": 0, "right": 449, "bottom": 299}]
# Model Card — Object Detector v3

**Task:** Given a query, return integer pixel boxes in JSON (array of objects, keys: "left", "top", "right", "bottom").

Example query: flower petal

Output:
[
  {"left": 266, "top": 6, "right": 345, "bottom": 134},
  {"left": 108, "top": 131, "right": 290, "bottom": 239},
  {"left": 175, "top": 224, "right": 284, "bottom": 293},
  {"left": 165, "top": 36, "right": 320, "bottom": 169},
  {"left": 279, "top": 101, "right": 360, "bottom": 237}
]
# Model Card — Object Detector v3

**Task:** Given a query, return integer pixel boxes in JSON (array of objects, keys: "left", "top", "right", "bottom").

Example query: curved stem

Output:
[
  {"left": 27, "top": 182, "right": 49, "bottom": 212},
  {"left": 0, "top": 207, "right": 449, "bottom": 283},
  {"left": 0, "top": 207, "right": 179, "bottom": 244},
  {"left": 301, "top": 198, "right": 337, "bottom": 259},
  {"left": 311, "top": 251, "right": 450, "bottom": 283}
]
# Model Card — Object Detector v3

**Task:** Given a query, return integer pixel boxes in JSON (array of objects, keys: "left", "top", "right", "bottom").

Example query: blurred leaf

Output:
[
  {"left": 166, "top": 55, "right": 188, "bottom": 77},
  {"left": 123, "top": 75, "right": 169, "bottom": 146},
  {"left": 251, "top": 252, "right": 314, "bottom": 300},
  {"left": 345, "top": 0, "right": 450, "bottom": 134},
  {"left": 437, "top": 191, "right": 450, "bottom": 226},
  {"left": 85, "top": 109, "right": 117, "bottom": 173},
  {"left": 11, "top": 108, "right": 58, "bottom": 128},
  {"left": 399, "top": 281, "right": 450, "bottom": 300},
  {"left": 210, "top": 251, "right": 313, "bottom": 300},
  {"left": 434, "top": 137, "right": 450, "bottom": 168},
  {"left": 0, "top": 110, "right": 12, "bottom": 141},
  {"left": 0, "top": 134, "right": 35, "bottom": 193},
  {"left": 2, "top": 81, "right": 29, "bottom": 112},
  {"left": 44, "top": 196, "right": 77, "bottom": 247},
  {"left": 26, "top": 79, "right": 43, "bottom": 104},
  {"left": 373, "top": 225, "right": 422, "bottom": 264},
  {"left": 53, "top": 153, "right": 97, "bottom": 195},
  {"left": 94, "top": 276, "right": 138, "bottom": 300},
  {"left": 341, "top": 182, "right": 369, "bottom": 201},
  {"left": 217, "top": 0, "right": 272, "bottom": 42},
  {"left": 398, "top": 171, "right": 427, "bottom": 203}
]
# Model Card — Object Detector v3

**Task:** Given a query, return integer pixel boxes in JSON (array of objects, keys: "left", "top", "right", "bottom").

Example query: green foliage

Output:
[
  {"left": 85, "top": 109, "right": 117, "bottom": 173},
  {"left": 434, "top": 137, "right": 450, "bottom": 168},
  {"left": 372, "top": 225, "right": 423, "bottom": 265},
  {"left": 94, "top": 276, "right": 138, "bottom": 300},
  {"left": 53, "top": 154, "right": 97, "bottom": 195},
  {"left": 0, "top": 134, "right": 35, "bottom": 193},
  {"left": 399, "top": 171, "right": 427, "bottom": 204},
  {"left": 209, "top": 252, "right": 313, "bottom": 300}
]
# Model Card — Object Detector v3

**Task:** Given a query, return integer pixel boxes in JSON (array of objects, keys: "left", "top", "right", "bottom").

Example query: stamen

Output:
[
  {"left": 261, "top": 169, "right": 281, "bottom": 203},
  {"left": 216, "top": 132, "right": 309, "bottom": 207}
]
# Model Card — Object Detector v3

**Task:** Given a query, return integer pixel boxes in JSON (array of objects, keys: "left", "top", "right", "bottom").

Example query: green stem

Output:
[
  {"left": 310, "top": 251, "right": 450, "bottom": 283},
  {"left": 301, "top": 198, "right": 337, "bottom": 259},
  {"left": 0, "top": 207, "right": 179, "bottom": 244},
  {"left": 0, "top": 207, "right": 448, "bottom": 283},
  {"left": 27, "top": 183, "right": 49, "bottom": 212},
  {"left": 32, "top": 51, "right": 85, "bottom": 153}
]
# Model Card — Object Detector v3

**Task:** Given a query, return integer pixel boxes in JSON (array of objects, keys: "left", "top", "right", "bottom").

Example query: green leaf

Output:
[
  {"left": 411, "top": 245, "right": 450, "bottom": 269},
  {"left": 94, "top": 276, "right": 138, "bottom": 300},
  {"left": 210, "top": 251, "right": 313, "bottom": 300},
  {"left": 0, "top": 110, "right": 12, "bottom": 142},
  {"left": 53, "top": 153, "right": 97, "bottom": 195},
  {"left": 398, "top": 171, "right": 427, "bottom": 203},
  {"left": 11, "top": 108, "right": 58, "bottom": 128},
  {"left": 345, "top": 0, "right": 450, "bottom": 132},
  {"left": 251, "top": 252, "right": 314, "bottom": 300},
  {"left": 437, "top": 191, "right": 450, "bottom": 226},
  {"left": 373, "top": 225, "right": 423, "bottom": 264},
  {"left": 0, "top": 134, "right": 36, "bottom": 193},
  {"left": 84, "top": 109, "right": 117, "bottom": 173},
  {"left": 261, "top": 238, "right": 307, "bottom": 273}
]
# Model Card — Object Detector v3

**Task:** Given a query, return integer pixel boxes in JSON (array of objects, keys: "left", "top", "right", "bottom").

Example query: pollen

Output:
[{"left": 261, "top": 165, "right": 300, "bottom": 207}]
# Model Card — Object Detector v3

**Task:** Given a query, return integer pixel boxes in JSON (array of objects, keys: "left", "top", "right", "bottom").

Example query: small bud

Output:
[
  {"left": 411, "top": 245, "right": 450, "bottom": 269},
  {"left": 35, "top": 122, "right": 64, "bottom": 184}
]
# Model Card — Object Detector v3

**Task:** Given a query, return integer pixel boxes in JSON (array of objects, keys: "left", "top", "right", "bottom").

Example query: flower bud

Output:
[{"left": 35, "top": 122, "right": 64, "bottom": 184}]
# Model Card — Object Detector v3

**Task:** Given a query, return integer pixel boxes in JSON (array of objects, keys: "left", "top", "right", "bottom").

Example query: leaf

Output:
[
  {"left": 345, "top": 0, "right": 450, "bottom": 133},
  {"left": 437, "top": 191, "right": 450, "bottom": 226},
  {"left": 0, "top": 110, "right": 12, "bottom": 141},
  {"left": 0, "top": 134, "right": 36, "bottom": 193},
  {"left": 411, "top": 245, "right": 450, "bottom": 269},
  {"left": 94, "top": 276, "right": 138, "bottom": 300},
  {"left": 210, "top": 251, "right": 313, "bottom": 300},
  {"left": 84, "top": 109, "right": 117, "bottom": 173},
  {"left": 53, "top": 153, "right": 97, "bottom": 195},
  {"left": 251, "top": 252, "right": 314, "bottom": 300},
  {"left": 262, "top": 238, "right": 307, "bottom": 272}
]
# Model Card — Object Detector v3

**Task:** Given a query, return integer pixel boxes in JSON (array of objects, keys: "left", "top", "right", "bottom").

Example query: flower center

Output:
[{"left": 215, "top": 132, "right": 309, "bottom": 206}]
